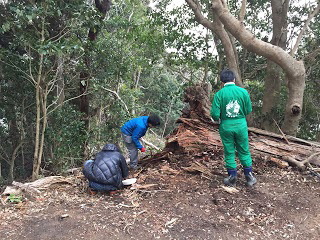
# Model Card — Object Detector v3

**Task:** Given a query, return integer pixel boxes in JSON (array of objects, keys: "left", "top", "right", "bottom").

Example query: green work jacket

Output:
[{"left": 210, "top": 82, "right": 252, "bottom": 124}]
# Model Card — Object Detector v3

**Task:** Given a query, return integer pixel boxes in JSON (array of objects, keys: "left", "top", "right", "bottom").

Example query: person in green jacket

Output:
[{"left": 211, "top": 69, "right": 257, "bottom": 187}]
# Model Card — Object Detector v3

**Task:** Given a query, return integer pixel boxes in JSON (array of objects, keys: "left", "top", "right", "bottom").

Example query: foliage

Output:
[
  {"left": 8, "top": 194, "right": 22, "bottom": 203},
  {"left": 45, "top": 104, "right": 86, "bottom": 173}
]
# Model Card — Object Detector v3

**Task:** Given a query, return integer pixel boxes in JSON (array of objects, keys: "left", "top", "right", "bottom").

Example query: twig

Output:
[
  {"left": 138, "top": 189, "right": 171, "bottom": 193},
  {"left": 118, "top": 203, "right": 136, "bottom": 208},
  {"left": 283, "top": 152, "right": 320, "bottom": 170},
  {"left": 0, "top": 197, "right": 6, "bottom": 206},
  {"left": 303, "top": 152, "right": 320, "bottom": 165},
  {"left": 272, "top": 118, "right": 290, "bottom": 145},
  {"left": 101, "top": 86, "right": 130, "bottom": 114}
]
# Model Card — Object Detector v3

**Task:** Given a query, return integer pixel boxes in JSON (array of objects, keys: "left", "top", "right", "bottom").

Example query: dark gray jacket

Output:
[{"left": 83, "top": 144, "right": 129, "bottom": 189}]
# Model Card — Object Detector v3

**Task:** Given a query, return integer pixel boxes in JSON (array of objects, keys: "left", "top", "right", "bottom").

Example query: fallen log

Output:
[
  {"left": 2, "top": 176, "right": 73, "bottom": 199},
  {"left": 267, "top": 157, "right": 289, "bottom": 169}
]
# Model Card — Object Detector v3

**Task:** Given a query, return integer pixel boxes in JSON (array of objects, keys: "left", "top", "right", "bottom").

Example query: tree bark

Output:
[
  {"left": 36, "top": 85, "right": 49, "bottom": 177},
  {"left": 211, "top": 0, "right": 306, "bottom": 136},
  {"left": 56, "top": 56, "right": 65, "bottom": 105},
  {"left": 32, "top": 54, "right": 44, "bottom": 181},
  {"left": 261, "top": 0, "right": 289, "bottom": 132},
  {"left": 8, "top": 141, "right": 23, "bottom": 183}
]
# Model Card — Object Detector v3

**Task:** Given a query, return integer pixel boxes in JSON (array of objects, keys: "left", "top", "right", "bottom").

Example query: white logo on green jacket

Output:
[{"left": 226, "top": 100, "right": 240, "bottom": 118}]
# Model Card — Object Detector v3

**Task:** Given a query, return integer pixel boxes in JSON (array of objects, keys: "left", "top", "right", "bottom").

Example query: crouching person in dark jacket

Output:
[{"left": 83, "top": 144, "right": 129, "bottom": 192}]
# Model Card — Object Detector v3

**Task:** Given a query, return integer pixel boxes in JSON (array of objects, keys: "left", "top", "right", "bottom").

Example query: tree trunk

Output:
[
  {"left": 282, "top": 68, "right": 305, "bottom": 136},
  {"left": 32, "top": 64, "right": 43, "bottom": 181},
  {"left": 211, "top": 0, "right": 306, "bottom": 136},
  {"left": 8, "top": 158, "right": 14, "bottom": 183},
  {"left": 261, "top": 61, "right": 282, "bottom": 131},
  {"left": 32, "top": 16, "right": 45, "bottom": 181},
  {"left": 7, "top": 111, "right": 23, "bottom": 183},
  {"left": 35, "top": 85, "right": 49, "bottom": 177},
  {"left": 8, "top": 141, "right": 23, "bottom": 183},
  {"left": 79, "top": 0, "right": 111, "bottom": 159},
  {"left": 261, "top": 0, "right": 289, "bottom": 132},
  {"left": 185, "top": 0, "right": 243, "bottom": 87},
  {"left": 56, "top": 56, "right": 65, "bottom": 105}
]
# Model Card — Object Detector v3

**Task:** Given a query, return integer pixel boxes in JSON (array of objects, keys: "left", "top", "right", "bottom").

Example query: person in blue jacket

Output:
[
  {"left": 83, "top": 143, "right": 129, "bottom": 192},
  {"left": 121, "top": 114, "right": 161, "bottom": 169}
]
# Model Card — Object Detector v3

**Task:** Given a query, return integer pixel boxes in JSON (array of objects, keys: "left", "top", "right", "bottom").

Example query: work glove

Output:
[{"left": 141, "top": 147, "right": 146, "bottom": 152}]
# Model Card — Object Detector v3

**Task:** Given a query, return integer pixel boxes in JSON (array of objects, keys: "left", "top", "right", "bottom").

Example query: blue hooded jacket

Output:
[
  {"left": 121, "top": 116, "right": 149, "bottom": 149},
  {"left": 83, "top": 144, "right": 129, "bottom": 189}
]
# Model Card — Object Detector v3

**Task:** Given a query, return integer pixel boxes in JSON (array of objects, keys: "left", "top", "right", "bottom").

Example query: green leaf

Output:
[
  {"left": 1, "top": 22, "right": 10, "bottom": 32},
  {"left": 26, "top": 15, "right": 33, "bottom": 21}
]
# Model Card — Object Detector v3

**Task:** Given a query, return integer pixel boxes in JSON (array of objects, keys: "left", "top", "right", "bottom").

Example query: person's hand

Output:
[{"left": 141, "top": 147, "right": 146, "bottom": 152}]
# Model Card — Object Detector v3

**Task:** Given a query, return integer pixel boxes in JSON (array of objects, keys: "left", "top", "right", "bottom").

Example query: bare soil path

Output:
[{"left": 1, "top": 158, "right": 319, "bottom": 240}]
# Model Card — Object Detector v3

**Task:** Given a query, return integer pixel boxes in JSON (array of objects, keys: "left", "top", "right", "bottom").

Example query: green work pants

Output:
[{"left": 219, "top": 119, "right": 252, "bottom": 169}]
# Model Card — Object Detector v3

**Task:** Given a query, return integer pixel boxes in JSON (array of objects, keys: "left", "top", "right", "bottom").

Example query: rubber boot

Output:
[
  {"left": 223, "top": 169, "right": 237, "bottom": 187},
  {"left": 244, "top": 166, "right": 257, "bottom": 187}
]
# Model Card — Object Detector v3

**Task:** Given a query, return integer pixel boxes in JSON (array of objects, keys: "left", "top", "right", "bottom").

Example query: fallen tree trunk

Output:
[
  {"left": 249, "top": 128, "right": 320, "bottom": 167},
  {"left": 2, "top": 176, "right": 73, "bottom": 199},
  {"left": 144, "top": 83, "right": 320, "bottom": 170}
]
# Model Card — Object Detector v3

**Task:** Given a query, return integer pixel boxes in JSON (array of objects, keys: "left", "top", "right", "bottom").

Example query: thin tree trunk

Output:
[
  {"left": 56, "top": 56, "right": 65, "bottom": 105},
  {"left": 8, "top": 158, "right": 14, "bottom": 183},
  {"left": 8, "top": 141, "right": 23, "bottom": 183},
  {"left": 32, "top": 61, "right": 43, "bottom": 180},
  {"left": 162, "top": 98, "right": 174, "bottom": 138},
  {"left": 135, "top": 67, "right": 141, "bottom": 89},
  {"left": 35, "top": 85, "right": 48, "bottom": 177},
  {"left": 32, "top": 15, "right": 45, "bottom": 181},
  {"left": 203, "top": 32, "right": 209, "bottom": 82},
  {"left": 131, "top": 68, "right": 141, "bottom": 116}
]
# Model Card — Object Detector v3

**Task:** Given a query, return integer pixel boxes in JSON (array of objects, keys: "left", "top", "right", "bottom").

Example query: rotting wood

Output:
[
  {"left": 267, "top": 157, "right": 289, "bottom": 168},
  {"left": 12, "top": 181, "right": 41, "bottom": 195},
  {"left": 2, "top": 176, "right": 73, "bottom": 198},
  {"left": 182, "top": 162, "right": 213, "bottom": 177},
  {"left": 221, "top": 186, "right": 239, "bottom": 194}
]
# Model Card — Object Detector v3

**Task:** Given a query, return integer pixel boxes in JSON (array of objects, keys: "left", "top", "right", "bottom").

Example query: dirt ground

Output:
[{"left": 1, "top": 157, "right": 319, "bottom": 240}]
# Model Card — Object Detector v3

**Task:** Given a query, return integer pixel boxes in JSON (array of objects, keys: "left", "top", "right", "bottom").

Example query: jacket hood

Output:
[{"left": 102, "top": 144, "right": 120, "bottom": 152}]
